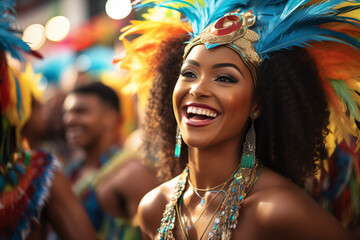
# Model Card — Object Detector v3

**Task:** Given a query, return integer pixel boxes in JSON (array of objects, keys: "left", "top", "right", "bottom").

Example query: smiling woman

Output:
[
  {"left": 173, "top": 45, "right": 256, "bottom": 150},
  {"left": 119, "top": 1, "right": 360, "bottom": 239}
]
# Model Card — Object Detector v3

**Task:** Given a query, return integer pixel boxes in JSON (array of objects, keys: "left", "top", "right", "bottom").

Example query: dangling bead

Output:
[{"left": 174, "top": 126, "right": 182, "bottom": 158}]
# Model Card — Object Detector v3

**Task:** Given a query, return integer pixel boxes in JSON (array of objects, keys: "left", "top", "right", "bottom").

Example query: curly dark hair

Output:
[{"left": 143, "top": 33, "right": 329, "bottom": 186}]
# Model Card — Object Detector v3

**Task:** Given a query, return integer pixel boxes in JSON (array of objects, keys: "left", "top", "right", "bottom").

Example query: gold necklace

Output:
[
  {"left": 209, "top": 161, "right": 260, "bottom": 239},
  {"left": 158, "top": 161, "right": 261, "bottom": 240},
  {"left": 176, "top": 182, "right": 227, "bottom": 239},
  {"left": 188, "top": 178, "right": 227, "bottom": 192},
  {"left": 176, "top": 163, "right": 242, "bottom": 239},
  {"left": 201, "top": 163, "right": 263, "bottom": 239}
]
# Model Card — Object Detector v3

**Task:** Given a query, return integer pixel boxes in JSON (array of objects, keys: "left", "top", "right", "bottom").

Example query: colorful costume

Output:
[
  {"left": 66, "top": 148, "right": 142, "bottom": 240},
  {"left": 308, "top": 138, "right": 360, "bottom": 230},
  {"left": 0, "top": 149, "right": 60, "bottom": 240},
  {"left": 0, "top": 1, "right": 60, "bottom": 239},
  {"left": 119, "top": 0, "right": 360, "bottom": 239}
]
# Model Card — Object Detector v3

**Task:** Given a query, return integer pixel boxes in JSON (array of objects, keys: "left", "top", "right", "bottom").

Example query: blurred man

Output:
[
  {"left": 63, "top": 82, "right": 158, "bottom": 239},
  {"left": 0, "top": 1, "right": 97, "bottom": 239}
]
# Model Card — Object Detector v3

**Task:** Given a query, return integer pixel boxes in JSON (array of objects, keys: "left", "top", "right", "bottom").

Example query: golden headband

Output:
[{"left": 183, "top": 10, "right": 260, "bottom": 85}]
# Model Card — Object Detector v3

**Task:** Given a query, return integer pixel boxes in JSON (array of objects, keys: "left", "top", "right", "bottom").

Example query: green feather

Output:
[
  {"left": 330, "top": 79, "right": 360, "bottom": 121},
  {"left": 349, "top": 174, "right": 360, "bottom": 214}
]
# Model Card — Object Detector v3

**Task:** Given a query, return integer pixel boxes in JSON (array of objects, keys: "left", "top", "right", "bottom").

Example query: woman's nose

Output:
[{"left": 188, "top": 80, "right": 212, "bottom": 98}]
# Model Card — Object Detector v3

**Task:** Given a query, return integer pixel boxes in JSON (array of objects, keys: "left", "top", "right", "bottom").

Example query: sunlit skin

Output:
[
  {"left": 137, "top": 45, "right": 353, "bottom": 240},
  {"left": 62, "top": 91, "right": 160, "bottom": 228},
  {"left": 63, "top": 93, "right": 119, "bottom": 177},
  {"left": 173, "top": 45, "right": 257, "bottom": 151},
  {"left": 63, "top": 93, "right": 112, "bottom": 150},
  {"left": 172, "top": 44, "right": 258, "bottom": 196}
]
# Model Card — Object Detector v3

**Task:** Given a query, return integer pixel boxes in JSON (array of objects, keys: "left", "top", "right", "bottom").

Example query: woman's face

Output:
[{"left": 173, "top": 45, "right": 256, "bottom": 149}]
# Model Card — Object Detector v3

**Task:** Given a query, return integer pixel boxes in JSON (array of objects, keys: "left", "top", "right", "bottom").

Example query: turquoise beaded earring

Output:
[
  {"left": 175, "top": 125, "right": 182, "bottom": 158},
  {"left": 240, "top": 114, "right": 257, "bottom": 168}
]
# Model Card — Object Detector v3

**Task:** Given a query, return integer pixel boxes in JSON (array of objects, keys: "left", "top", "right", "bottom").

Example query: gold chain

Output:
[
  {"left": 188, "top": 179, "right": 227, "bottom": 192},
  {"left": 200, "top": 162, "right": 262, "bottom": 239},
  {"left": 176, "top": 163, "right": 242, "bottom": 239}
]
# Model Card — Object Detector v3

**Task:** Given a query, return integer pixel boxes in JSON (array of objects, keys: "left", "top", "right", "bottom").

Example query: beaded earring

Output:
[
  {"left": 240, "top": 115, "right": 256, "bottom": 169},
  {"left": 175, "top": 125, "right": 182, "bottom": 158}
]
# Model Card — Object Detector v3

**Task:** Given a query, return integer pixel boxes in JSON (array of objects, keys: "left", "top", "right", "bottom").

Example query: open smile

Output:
[{"left": 182, "top": 103, "right": 220, "bottom": 127}]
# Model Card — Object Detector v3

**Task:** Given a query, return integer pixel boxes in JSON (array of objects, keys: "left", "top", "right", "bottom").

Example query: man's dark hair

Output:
[{"left": 71, "top": 82, "right": 120, "bottom": 113}]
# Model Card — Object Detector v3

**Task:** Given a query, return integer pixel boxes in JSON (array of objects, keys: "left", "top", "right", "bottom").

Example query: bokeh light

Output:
[
  {"left": 105, "top": 0, "right": 132, "bottom": 20},
  {"left": 45, "top": 16, "right": 71, "bottom": 42},
  {"left": 23, "top": 24, "right": 46, "bottom": 50}
]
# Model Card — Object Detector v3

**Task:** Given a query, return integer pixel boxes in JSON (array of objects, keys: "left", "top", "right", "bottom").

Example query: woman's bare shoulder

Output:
[
  {"left": 138, "top": 175, "right": 181, "bottom": 239},
  {"left": 250, "top": 167, "right": 352, "bottom": 240}
]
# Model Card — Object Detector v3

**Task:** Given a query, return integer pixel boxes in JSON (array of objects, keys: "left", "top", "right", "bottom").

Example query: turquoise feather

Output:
[
  {"left": 14, "top": 74, "right": 23, "bottom": 121},
  {"left": 0, "top": 174, "right": 5, "bottom": 191},
  {"left": 139, "top": 0, "right": 360, "bottom": 59},
  {"left": 8, "top": 169, "right": 18, "bottom": 185},
  {"left": 0, "top": 0, "right": 31, "bottom": 61},
  {"left": 256, "top": 2, "right": 360, "bottom": 59},
  {"left": 280, "top": 0, "right": 311, "bottom": 19}
]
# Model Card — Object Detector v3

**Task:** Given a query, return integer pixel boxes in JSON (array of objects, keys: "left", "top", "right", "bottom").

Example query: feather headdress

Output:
[{"left": 122, "top": 0, "right": 360, "bottom": 151}]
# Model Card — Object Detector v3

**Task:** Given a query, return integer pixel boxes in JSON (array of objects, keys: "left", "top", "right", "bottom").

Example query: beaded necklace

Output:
[{"left": 158, "top": 161, "right": 260, "bottom": 240}]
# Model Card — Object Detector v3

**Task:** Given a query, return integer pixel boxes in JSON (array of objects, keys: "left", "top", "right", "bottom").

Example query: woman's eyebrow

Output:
[
  {"left": 184, "top": 59, "right": 200, "bottom": 67},
  {"left": 213, "top": 63, "right": 243, "bottom": 77}
]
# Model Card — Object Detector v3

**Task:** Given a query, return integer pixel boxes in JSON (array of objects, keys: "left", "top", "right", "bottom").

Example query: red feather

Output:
[{"left": 0, "top": 53, "right": 10, "bottom": 113}]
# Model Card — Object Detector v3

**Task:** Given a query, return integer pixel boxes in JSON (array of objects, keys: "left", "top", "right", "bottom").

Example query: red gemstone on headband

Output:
[{"left": 211, "top": 15, "right": 242, "bottom": 36}]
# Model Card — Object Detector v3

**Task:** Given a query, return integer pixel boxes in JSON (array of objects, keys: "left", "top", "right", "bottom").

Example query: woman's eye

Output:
[
  {"left": 180, "top": 70, "right": 196, "bottom": 78},
  {"left": 215, "top": 75, "right": 238, "bottom": 83}
]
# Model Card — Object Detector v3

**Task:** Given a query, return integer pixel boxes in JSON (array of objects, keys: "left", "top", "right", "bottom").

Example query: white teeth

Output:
[{"left": 186, "top": 106, "right": 218, "bottom": 118}]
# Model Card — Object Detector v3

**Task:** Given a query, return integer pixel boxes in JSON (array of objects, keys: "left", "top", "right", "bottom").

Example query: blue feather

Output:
[
  {"left": 0, "top": 0, "right": 31, "bottom": 60},
  {"left": 14, "top": 74, "right": 22, "bottom": 121},
  {"left": 0, "top": 174, "right": 5, "bottom": 191},
  {"left": 256, "top": 2, "right": 360, "bottom": 59},
  {"left": 8, "top": 169, "right": 18, "bottom": 185},
  {"left": 138, "top": 0, "right": 360, "bottom": 60},
  {"left": 280, "top": 0, "right": 311, "bottom": 20},
  {"left": 139, "top": 0, "right": 288, "bottom": 37}
]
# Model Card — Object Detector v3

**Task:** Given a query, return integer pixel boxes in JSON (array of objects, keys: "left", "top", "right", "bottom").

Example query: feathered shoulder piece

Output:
[
  {"left": 132, "top": 0, "right": 360, "bottom": 149},
  {"left": 0, "top": 149, "right": 60, "bottom": 239},
  {"left": 0, "top": 0, "right": 43, "bottom": 165}
]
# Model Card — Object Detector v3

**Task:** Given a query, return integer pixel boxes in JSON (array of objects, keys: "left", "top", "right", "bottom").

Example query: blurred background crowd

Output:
[
  {"left": 0, "top": 0, "right": 359, "bottom": 239},
  {"left": 2, "top": 1, "right": 160, "bottom": 239}
]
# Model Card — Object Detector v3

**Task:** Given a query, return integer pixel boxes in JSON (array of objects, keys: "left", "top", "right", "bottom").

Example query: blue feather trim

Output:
[
  {"left": 14, "top": 74, "right": 22, "bottom": 122},
  {"left": 138, "top": 0, "right": 360, "bottom": 58},
  {"left": 0, "top": 150, "right": 60, "bottom": 240},
  {"left": 0, "top": 0, "right": 31, "bottom": 61}
]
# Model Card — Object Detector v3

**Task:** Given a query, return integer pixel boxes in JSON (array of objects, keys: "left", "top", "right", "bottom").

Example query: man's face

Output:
[{"left": 63, "top": 93, "right": 107, "bottom": 149}]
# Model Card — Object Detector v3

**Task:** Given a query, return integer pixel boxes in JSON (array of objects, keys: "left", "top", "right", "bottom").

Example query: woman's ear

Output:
[{"left": 250, "top": 102, "right": 261, "bottom": 119}]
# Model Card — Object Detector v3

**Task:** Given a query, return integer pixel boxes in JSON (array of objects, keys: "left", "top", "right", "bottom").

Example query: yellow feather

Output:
[
  {"left": 5, "top": 66, "right": 20, "bottom": 127},
  {"left": 325, "top": 122, "right": 337, "bottom": 156},
  {"left": 118, "top": 15, "right": 191, "bottom": 109},
  {"left": 329, "top": 105, "right": 356, "bottom": 146}
]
